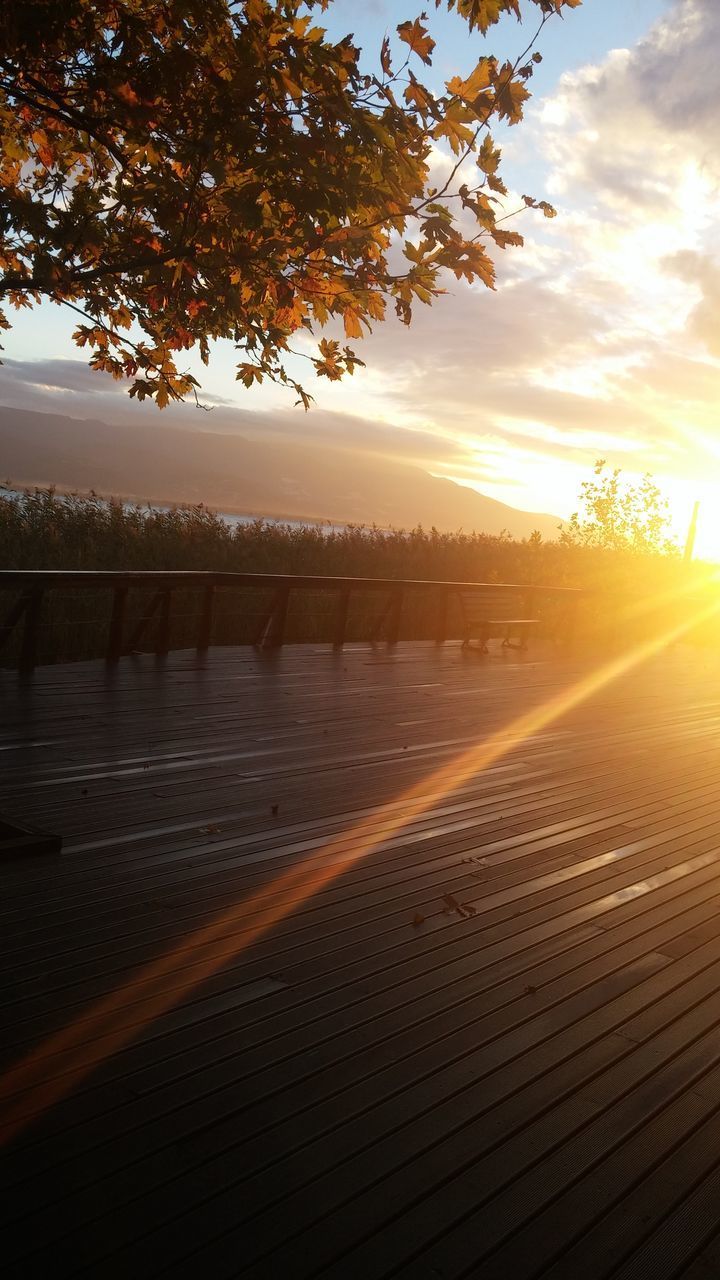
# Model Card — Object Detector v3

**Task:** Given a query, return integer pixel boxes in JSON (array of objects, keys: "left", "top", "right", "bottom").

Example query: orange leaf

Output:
[
  {"left": 396, "top": 19, "right": 435, "bottom": 66},
  {"left": 343, "top": 307, "right": 363, "bottom": 339},
  {"left": 116, "top": 82, "right": 139, "bottom": 106}
]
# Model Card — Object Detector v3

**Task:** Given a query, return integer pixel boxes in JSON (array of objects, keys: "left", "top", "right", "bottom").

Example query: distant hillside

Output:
[{"left": 0, "top": 405, "right": 560, "bottom": 539}]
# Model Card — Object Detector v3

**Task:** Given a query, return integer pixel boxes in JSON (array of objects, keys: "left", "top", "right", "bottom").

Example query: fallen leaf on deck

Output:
[{"left": 442, "top": 893, "right": 476, "bottom": 919}]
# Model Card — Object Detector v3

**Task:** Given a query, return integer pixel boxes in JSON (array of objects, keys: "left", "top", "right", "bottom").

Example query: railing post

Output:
[
  {"left": 386, "top": 586, "right": 403, "bottom": 646},
  {"left": 333, "top": 588, "right": 350, "bottom": 648},
  {"left": 197, "top": 585, "right": 214, "bottom": 652},
  {"left": 155, "top": 590, "right": 171, "bottom": 656},
  {"left": 0, "top": 591, "right": 30, "bottom": 656},
  {"left": 565, "top": 593, "right": 580, "bottom": 654},
  {"left": 262, "top": 583, "right": 290, "bottom": 648},
  {"left": 435, "top": 587, "right": 448, "bottom": 644},
  {"left": 106, "top": 585, "right": 128, "bottom": 663},
  {"left": 19, "top": 586, "right": 44, "bottom": 674}
]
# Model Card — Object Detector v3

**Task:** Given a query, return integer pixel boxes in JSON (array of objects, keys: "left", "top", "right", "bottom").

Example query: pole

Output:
[{"left": 684, "top": 500, "right": 700, "bottom": 563}]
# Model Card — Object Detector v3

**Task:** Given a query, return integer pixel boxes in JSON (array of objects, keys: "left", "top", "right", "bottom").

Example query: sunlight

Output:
[
  {"left": 2, "top": 586, "right": 720, "bottom": 1145},
  {"left": 692, "top": 501, "right": 720, "bottom": 564}
]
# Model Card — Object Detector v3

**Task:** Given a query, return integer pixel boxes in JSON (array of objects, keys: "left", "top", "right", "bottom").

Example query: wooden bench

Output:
[{"left": 459, "top": 589, "right": 538, "bottom": 653}]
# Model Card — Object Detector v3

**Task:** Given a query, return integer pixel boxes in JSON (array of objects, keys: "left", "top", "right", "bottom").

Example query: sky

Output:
[{"left": 7, "top": 0, "right": 720, "bottom": 555}]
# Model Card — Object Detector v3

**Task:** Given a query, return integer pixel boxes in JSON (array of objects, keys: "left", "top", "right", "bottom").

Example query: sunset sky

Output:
[{"left": 6, "top": 0, "right": 720, "bottom": 554}]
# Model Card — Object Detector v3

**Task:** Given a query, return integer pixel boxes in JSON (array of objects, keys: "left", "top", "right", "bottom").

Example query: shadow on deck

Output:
[{"left": 2, "top": 641, "right": 720, "bottom": 1278}]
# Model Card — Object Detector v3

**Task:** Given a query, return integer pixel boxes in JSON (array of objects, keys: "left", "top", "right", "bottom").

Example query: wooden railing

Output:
[{"left": 0, "top": 570, "right": 584, "bottom": 673}]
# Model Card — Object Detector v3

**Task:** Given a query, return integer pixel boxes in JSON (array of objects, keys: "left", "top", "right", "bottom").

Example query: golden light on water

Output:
[{"left": 2, "top": 585, "right": 720, "bottom": 1144}]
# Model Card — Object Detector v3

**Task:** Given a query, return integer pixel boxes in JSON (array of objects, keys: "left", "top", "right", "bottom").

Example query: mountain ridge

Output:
[{"left": 0, "top": 404, "right": 561, "bottom": 539}]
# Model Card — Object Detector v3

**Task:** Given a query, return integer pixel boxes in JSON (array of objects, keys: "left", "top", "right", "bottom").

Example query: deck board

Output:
[{"left": 3, "top": 641, "right": 720, "bottom": 1277}]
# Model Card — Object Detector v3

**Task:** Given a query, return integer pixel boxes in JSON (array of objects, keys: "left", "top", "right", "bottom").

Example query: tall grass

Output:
[{"left": 0, "top": 486, "right": 714, "bottom": 665}]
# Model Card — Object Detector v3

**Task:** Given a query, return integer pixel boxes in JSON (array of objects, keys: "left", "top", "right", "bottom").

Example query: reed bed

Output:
[{"left": 1, "top": 487, "right": 715, "bottom": 666}]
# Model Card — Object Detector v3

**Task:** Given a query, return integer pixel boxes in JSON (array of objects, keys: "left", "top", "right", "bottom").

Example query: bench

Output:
[{"left": 459, "top": 589, "right": 538, "bottom": 653}]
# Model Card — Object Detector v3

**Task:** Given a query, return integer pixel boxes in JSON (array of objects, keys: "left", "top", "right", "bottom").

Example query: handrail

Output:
[
  {"left": 0, "top": 570, "right": 585, "bottom": 672},
  {"left": 0, "top": 570, "right": 585, "bottom": 594}
]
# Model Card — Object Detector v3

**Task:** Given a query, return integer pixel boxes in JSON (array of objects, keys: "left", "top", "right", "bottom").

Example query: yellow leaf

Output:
[
  {"left": 433, "top": 113, "right": 475, "bottom": 155},
  {"left": 404, "top": 78, "right": 432, "bottom": 114},
  {"left": 446, "top": 58, "right": 492, "bottom": 101}
]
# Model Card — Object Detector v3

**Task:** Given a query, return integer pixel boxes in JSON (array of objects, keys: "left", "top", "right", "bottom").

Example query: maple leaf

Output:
[
  {"left": 433, "top": 104, "right": 476, "bottom": 154},
  {"left": 492, "top": 228, "right": 523, "bottom": 249},
  {"left": 343, "top": 307, "right": 363, "bottom": 339},
  {"left": 446, "top": 58, "right": 492, "bottom": 102},
  {"left": 115, "top": 82, "right": 139, "bottom": 106},
  {"left": 478, "top": 133, "right": 501, "bottom": 176},
  {"left": 236, "top": 362, "right": 264, "bottom": 386},
  {"left": 404, "top": 76, "right": 434, "bottom": 115},
  {"left": 397, "top": 19, "right": 436, "bottom": 65},
  {"left": 467, "top": 1, "right": 516, "bottom": 36},
  {"left": 493, "top": 63, "right": 531, "bottom": 123}
]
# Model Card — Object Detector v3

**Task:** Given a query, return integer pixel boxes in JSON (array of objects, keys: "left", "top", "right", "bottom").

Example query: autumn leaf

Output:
[
  {"left": 404, "top": 75, "right": 434, "bottom": 115},
  {"left": 343, "top": 307, "right": 363, "bottom": 339},
  {"left": 493, "top": 65, "right": 531, "bottom": 124},
  {"left": 458, "top": 0, "right": 520, "bottom": 35},
  {"left": 433, "top": 108, "right": 475, "bottom": 155},
  {"left": 446, "top": 58, "right": 492, "bottom": 102},
  {"left": 492, "top": 228, "right": 523, "bottom": 249},
  {"left": 115, "top": 81, "right": 139, "bottom": 106},
  {"left": 478, "top": 133, "right": 501, "bottom": 176},
  {"left": 236, "top": 362, "right": 264, "bottom": 387},
  {"left": 397, "top": 18, "right": 436, "bottom": 65}
]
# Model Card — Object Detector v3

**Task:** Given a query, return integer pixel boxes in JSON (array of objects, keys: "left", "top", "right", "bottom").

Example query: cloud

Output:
[
  {"left": 664, "top": 251, "right": 720, "bottom": 358},
  {"left": 2, "top": 358, "right": 113, "bottom": 396},
  {"left": 285, "top": 0, "right": 720, "bottom": 514},
  {"left": 0, "top": 355, "right": 465, "bottom": 466}
]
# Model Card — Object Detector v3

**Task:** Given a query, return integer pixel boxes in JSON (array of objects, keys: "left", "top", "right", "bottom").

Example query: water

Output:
[{"left": 1, "top": 487, "right": 352, "bottom": 535}]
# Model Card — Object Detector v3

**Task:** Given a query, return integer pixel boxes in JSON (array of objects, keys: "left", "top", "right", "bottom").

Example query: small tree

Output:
[
  {"left": 0, "top": 0, "right": 580, "bottom": 408},
  {"left": 560, "top": 460, "right": 678, "bottom": 556}
]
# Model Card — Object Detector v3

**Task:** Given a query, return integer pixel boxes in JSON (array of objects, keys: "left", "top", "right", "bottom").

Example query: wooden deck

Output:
[{"left": 3, "top": 640, "right": 720, "bottom": 1278}]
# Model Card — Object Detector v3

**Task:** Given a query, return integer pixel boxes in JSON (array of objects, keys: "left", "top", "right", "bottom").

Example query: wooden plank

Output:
[{"left": 3, "top": 645, "right": 720, "bottom": 1275}]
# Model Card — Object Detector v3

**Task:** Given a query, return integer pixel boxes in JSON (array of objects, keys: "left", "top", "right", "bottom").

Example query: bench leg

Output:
[
  {"left": 502, "top": 625, "right": 529, "bottom": 651},
  {"left": 462, "top": 634, "right": 488, "bottom": 653}
]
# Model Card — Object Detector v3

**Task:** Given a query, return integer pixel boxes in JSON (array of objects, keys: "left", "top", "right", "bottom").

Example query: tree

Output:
[
  {"left": 560, "top": 460, "right": 678, "bottom": 556},
  {"left": 0, "top": 0, "right": 580, "bottom": 408}
]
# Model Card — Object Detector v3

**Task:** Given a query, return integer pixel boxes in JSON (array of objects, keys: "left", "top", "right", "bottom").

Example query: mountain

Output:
[{"left": 0, "top": 405, "right": 560, "bottom": 539}]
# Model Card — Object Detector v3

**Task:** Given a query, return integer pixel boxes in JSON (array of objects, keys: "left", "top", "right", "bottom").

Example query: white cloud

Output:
[{"left": 315, "top": 0, "right": 720, "bottom": 520}]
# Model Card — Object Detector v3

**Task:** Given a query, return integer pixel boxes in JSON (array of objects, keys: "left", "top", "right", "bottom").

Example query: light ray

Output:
[{"left": 2, "top": 591, "right": 720, "bottom": 1143}]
